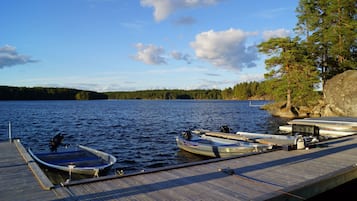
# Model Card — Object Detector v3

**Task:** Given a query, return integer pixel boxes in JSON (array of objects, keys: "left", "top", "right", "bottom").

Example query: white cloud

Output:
[
  {"left": 147, "top": 66, "right": 206, "bottom": 74},
  {"left": 238, "top": 73, "right": 264, "bottom": 83},
  {"left": 190, "top": 28, "right": 258, "bottom": 71},
  {"left": 262, "top": 28, "right": 290, "bottom": 40},
  {"left": 171, "top": 51, "right": 192, "bottom": 64},
  {"left": 133, "top": 43, "right": 167, "bottom": 65},
  {"left": 0, "top": 45, "right": 37, "bottom": 68},
  {"left": 191, "top": 78, "right": 236, "bottom": 90},
  {"left": 140, "top": 0, "right": 222, "bottom": 21}
]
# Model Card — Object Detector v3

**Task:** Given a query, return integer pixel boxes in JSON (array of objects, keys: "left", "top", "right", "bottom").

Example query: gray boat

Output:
[{"left": 176, "top": 131, "right": 271, "bottom": 158}]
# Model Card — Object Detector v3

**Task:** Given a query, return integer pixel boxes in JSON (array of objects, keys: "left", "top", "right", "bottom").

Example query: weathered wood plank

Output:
[
  {"left": 13, "top": 139, "right": 55, "bottom": 190},
  {"left": 0, "top": 141, "right": 70, "bottom": 201}
]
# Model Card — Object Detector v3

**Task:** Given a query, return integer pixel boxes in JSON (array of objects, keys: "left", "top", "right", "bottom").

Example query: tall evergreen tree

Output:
[
  {"left": 296, "top": 0, "right": 357, "bottom": 84},
  {"left": 258, "top": 37, "right": 320, "bottom": 108}
]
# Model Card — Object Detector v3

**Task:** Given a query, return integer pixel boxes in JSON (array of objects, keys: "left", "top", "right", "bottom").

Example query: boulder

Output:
[
  {"left": 264, "top": 70, "right": 357, "bottom": 118},
  {"left": 321, "top": 70, "right": 357, "bottom": 117}
]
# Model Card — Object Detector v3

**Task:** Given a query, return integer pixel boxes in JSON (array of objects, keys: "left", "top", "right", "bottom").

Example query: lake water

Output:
[{"left": 0, "top": 100, "right": 288, "bottom": 174}]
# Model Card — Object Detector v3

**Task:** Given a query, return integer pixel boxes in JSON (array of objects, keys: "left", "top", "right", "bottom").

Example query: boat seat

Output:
[
  {"left": 67, "top": 159, "right": 108, "bottom": 167},
  {"left": 51, "top": 156, "right": 101, "bottom": 166}
]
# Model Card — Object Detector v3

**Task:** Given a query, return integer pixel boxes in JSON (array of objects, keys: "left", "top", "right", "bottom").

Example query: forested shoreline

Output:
[
  {"left": 106, "top": 89, "right": 222, "bottom": 100},
  {"left": 0, "top": 81, "right": 272, "bottom": 101},
  {"left": 0, "top": 86, "right": 108, "bottom": 100}
]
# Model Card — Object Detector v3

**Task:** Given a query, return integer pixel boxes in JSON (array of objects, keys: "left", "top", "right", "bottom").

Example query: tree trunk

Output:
[
  {"left": 286, "top": 62, "right": 292, "bottom": 110},
  {"left": 286, "top": 88, "right": 291, "bottom": 109}
]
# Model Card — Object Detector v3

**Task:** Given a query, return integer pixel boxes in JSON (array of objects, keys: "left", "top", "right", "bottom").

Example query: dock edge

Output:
[{"left": 13, "top": 139, "right": 54, "bottom": 190}]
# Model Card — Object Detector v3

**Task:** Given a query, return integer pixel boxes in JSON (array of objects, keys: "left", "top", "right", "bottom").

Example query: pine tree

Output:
[
  {"left": 296, "top": 0, "right": 357, "bottom": 84},
  {"left": 258, "top": 37, "right": 320, "bottom": 108}
]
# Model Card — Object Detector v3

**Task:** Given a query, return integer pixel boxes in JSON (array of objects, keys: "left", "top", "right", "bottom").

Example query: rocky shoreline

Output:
[{"left": 263, "top": 70, "right": 357, "bottom": 118}]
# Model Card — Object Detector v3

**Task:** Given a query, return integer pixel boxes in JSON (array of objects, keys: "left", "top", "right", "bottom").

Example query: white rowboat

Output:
[{"left": 28, "top": 145, "right": 117, "bottom": 177}]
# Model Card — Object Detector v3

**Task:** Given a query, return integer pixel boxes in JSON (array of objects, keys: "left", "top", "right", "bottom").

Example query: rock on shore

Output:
[
  {"left": 312, "top": 70, "right": 357, "bottom": 117},
  {"left": 264, "top": 70, "right": 357, "bottom": 118}
]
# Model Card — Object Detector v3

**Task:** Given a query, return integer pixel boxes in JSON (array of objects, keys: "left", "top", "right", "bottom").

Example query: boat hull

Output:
[
  {"left": 176, "top": 134, "right": 269, "bottom": 158},
  {"left": 287, "top": 117, "right": 357, "bottom": 132},
  {"left": 28, "top": 145, "right": 117, "bottom": 176},
  {"left": 279, "top": 125, "right": 356, "bottom": 138}
]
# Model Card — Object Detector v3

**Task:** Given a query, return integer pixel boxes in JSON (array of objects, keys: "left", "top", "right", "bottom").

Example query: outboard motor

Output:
[
  {"left": 220, "top": 125, "right": 231, "bottom": 133},
  {"left": 182, "top": 130, "right": 192, "bottom": 140},
  {"left": 49, "top": 133, "right": 64, "bottom": 152},
  {"left": 295, "top": 135, "right": 306, "bottom": 150}
]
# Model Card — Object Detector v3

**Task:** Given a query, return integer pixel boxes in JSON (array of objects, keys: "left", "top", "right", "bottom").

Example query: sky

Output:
[{"left": 0, "top": 0, "right": 299, "bottom": 92}]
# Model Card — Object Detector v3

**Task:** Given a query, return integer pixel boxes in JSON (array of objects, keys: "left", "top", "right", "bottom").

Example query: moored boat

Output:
[
  {"left": 176, "top": 131, "right": 271, "bottom": 158},
  {"left": 288, "top": 117, "right": 357, "bottom": 131},
  {"left": 280, "top": 117, "right": 357, "bottom": 138},
  {"left": 279, "top": 124, "right": 356, "bottom": 138},
  {"left": 235, "top": 131, "right": 313, "bottom": 147},
  {"left": 28, "top": 145, "right": 117, "bottom": 177}
]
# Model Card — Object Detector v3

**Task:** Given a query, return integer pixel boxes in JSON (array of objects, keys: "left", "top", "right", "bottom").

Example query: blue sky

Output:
[{"left": 0, "top": 0, "right": 298, "bottom": 92}]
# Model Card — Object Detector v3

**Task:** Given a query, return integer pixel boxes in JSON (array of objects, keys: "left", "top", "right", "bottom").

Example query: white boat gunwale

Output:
[
  {"left": 28, "top": 145, "right": 117, "bottom": 176},
  {"left": 287, "top": 117, "right": 357, "bottom": 131}
]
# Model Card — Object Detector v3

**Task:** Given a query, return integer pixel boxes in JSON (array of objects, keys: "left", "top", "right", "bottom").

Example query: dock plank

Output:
[{"left": 0, "top": 141, "right": 67, "bottom": 201}]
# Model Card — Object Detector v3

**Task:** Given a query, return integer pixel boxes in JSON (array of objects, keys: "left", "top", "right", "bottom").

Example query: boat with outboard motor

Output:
[
  {"left": 28, "top": 144, "right": 117, "bottom": 177},
  {"left": 176, "top": 130, "right": 271, "bottom": 158},
  {"left": 28, "top": 133, "right": 116, "bottom": 177},
  {"left": 190, "top": 125, "right": 320, "bottom": 151}
]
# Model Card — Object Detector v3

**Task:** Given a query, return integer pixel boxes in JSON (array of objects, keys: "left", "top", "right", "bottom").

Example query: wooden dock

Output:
[
  {"left": 1, "top": 134, "right": 357, "bottom": 200},
  {"left": 0, "top": 140, "right": 67, "bottom": 201}
]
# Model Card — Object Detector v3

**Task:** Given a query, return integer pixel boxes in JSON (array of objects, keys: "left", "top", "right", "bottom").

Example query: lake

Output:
[{"left": 0, "top": 100, "right": 288, "bottom": 174}]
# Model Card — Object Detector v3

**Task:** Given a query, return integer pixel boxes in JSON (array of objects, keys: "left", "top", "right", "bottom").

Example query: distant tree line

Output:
[
  {"left": 0, "top": 84, "right": 277, "bottom": 101},
  {"left": 105, "top": 89, "right": 222, "bottom": 100},
  {"left": 221, "top": 81, "right": 273, "bottom": 100},
  {"left": 0, "top": 86, "right": 271, "bottom": 101},
  {"left": 0, "top": 86, "right": 108, "bottom": 100}
]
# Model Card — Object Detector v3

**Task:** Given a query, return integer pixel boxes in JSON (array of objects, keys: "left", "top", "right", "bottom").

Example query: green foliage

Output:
[
  {"left": 0, "top": 86, "right": 107, "bottom": 100},
  {"left": 255, "top": 0, "right": 356, "bottom": 108},
  {"left": 106, "top": 89, "right": 222, "bottom": 100},
  {"left": 258, "top": 37, "right": 321, "bottom": 107},
  {"left": 296, "top": 0, "right": 357, "bottom": 82},
  {"left": 0, "top": 85, "right": 272, "bottom": 101},
  {"left": 0, "top": 87, "right": 225, "bottom": 101},
  {"left": 221, "top": 81, "right": 272, "bottom": 100}
]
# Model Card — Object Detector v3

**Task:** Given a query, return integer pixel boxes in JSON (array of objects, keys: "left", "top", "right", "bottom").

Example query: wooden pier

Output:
[
  {"left": 1, "top": 134, "right": 357, "bottom": 200},
  {"left": 0, "top": 140, "right": 67, "bottom": 201}
]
